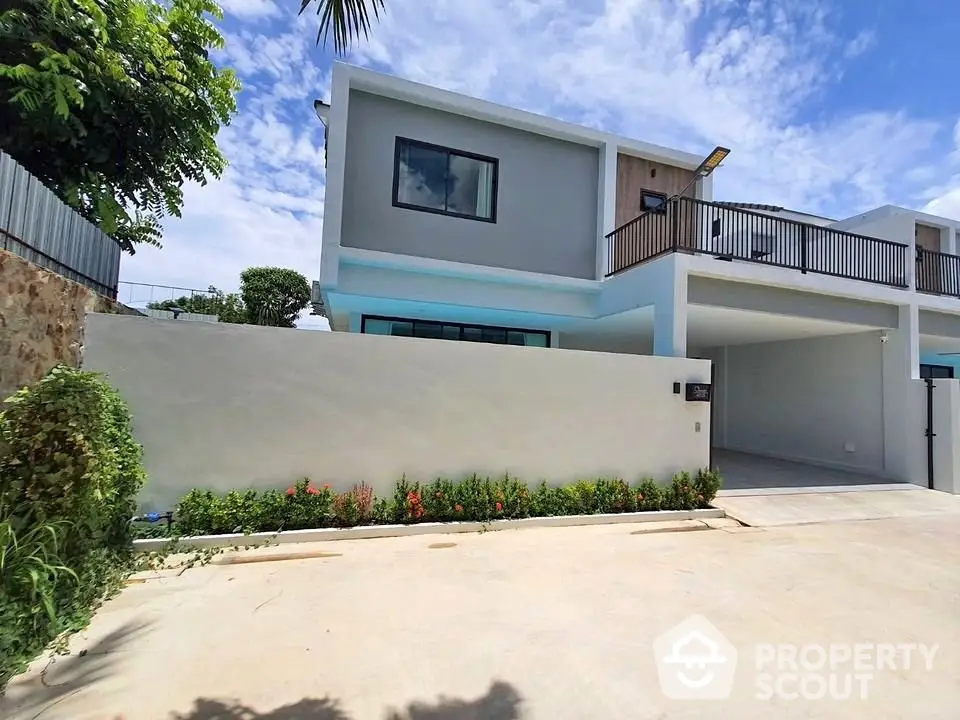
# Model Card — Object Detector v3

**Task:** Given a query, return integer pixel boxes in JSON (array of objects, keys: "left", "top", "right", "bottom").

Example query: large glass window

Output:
[
  {"left": 920, "top": 363, "right": 955, "bottom": 379},
  {"left": 362, "top": 316, "right": 549, "bottom": 347},
  {"left": 392, "top": 138, "right": 498, "bottom": 222}
]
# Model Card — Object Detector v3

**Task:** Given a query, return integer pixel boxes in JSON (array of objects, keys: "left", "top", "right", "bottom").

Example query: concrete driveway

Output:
[
  {"left": 3, "top": 516, "right": 959, "bottom": 719},
  {"left": 713, "top": 449, "right": 901, "bottom": 490}
]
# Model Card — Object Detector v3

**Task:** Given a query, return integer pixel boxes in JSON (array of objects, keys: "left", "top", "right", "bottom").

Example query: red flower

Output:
[
  {"left": 306, "top": 486, "right": 319, "bottom": 495},
  {"left": 323, "top": 483, "right": 331, "bottom": 490},
  {"left": 495, "top": 502, "right": 503, "bottom": 512},
  {"left": 286, "top": 487, "right": 296, "bottom": 496},
  {"left": 454, "top": 504, "right": 463, "bottom": 513}
]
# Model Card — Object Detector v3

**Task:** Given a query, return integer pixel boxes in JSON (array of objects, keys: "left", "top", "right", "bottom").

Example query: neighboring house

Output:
[{"left": 316, "top": 62, "right": 960, "bottom": 491}]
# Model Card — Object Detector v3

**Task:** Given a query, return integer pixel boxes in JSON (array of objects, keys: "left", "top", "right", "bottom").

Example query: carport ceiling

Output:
[{"left": 688, "top": 304, "right": 877, "bottom": 348}]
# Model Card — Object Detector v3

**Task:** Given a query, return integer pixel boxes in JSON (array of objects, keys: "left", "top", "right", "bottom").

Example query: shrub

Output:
[
  {"left": 332, "top": 483, "right": 374, "bottom": 527},
  {"left": 164, "top": 467, "right": 723, "bottom": 537},
  {"left": 664, "top": 472, "right": 699, "bottom": 511},
  {"left": 530, "top": 481, "right": 569, "bottom": 517},
  {"left": 634, "top": 478, "right": 663, "bottom": 511},
  {"left": 453, "top": 473, "right": 494, "bottom": 522},
  {"left": 392, "top": 475, "right": 414, "bottom": 523},
  {"left": 0, "top": 366, "right": 146, "bottom": 689},
  {"left": 284, "top": 479, "right": 335, "bottom": 530},
  {"left": 421, "top": 478, "right": 458, "bottom": 522},
  {"left": 565, "top": 480, "right": 598, "bottom": 515},
  {"left": 693, "top": 468, "right": 723, "bottom": 508},
  {"left": 372, "top": 498, "right": 392, "bottom": 524},
  {"left": 177, "top": 479, "right": 336, "bottom": 534},
  {"left": 595, "top": 478, "right": 635, "bottom": 514},
  {"left": 492, "top": 473, "right": 531, "bottom": 519}
]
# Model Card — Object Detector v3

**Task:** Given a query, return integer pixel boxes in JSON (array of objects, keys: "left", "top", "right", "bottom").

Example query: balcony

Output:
[
  {"left": 606, "top": 196, "right": 909, "bottom": 289},
  {"left": 916, "top": 248, "right": 960, "bottom": 298}
]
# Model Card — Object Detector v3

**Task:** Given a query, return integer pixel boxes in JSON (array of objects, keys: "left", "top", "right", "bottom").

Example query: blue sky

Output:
[{"left": 119, "top": 0, "right": 960, "bottom": 329}]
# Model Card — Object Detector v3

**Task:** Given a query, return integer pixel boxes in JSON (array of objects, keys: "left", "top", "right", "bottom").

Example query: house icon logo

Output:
[{"left": 654, "top": 615, "right": 738, "bottom": 699}]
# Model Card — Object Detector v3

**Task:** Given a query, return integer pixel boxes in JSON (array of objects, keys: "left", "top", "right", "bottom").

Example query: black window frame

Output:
[
  {"left": 392, "top": 137, "right": 499, "bottom": 223},
  {"left": 640, "top": 189, "right": 668, "bottom": 215},
  {"left": 920, "top": 363, "right": 955, "bottom": 380},
  {"left": 361, "top": 315, "right": 549, "bottom": 347}
]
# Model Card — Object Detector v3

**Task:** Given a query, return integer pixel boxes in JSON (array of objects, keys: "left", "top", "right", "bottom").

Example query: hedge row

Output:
[
  {"left": 165, "top": 470, "right": 723, "bottom": 537},
  {"left": 0, "top": 367, "right": 146, "bottom": 690}
]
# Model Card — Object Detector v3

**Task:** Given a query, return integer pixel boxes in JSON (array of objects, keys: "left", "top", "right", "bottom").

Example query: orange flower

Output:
[
  {"left": 306, "top": 486, "right": 319, "bottom": 495},
  {"left": 323, "top": 483, "right": 331, "bottom": 490},
  {"left": 495, "top": 502, "right": 503, "bottom": 512},
  {"left": 286, "top": 487, "right": 296, "bottom": 496}
]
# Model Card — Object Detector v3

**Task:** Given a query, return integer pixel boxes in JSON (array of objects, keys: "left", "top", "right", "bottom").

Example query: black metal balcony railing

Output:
[
  {"left": 916, "top": 248, "right": 960, "bottom": 298},
  {"left": 606, "top": 196, "right": 909, "bottom": 289}
]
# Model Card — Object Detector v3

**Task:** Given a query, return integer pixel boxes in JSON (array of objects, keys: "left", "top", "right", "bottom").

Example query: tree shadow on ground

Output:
[
  {"left": 0, "top": 619, "right": 153, "bottom": 719},
  {"left": 167, "top": 680, "right": 523, "bottom": 720}
]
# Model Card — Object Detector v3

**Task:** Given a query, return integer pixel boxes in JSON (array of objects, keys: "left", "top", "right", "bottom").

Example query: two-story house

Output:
[{"left": 316, "top": 62, "right": 960, "bottom": 492}]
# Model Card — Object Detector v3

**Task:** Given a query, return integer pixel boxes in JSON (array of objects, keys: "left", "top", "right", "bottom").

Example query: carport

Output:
[{"left": 686, "top": 276, "right": 915, "bottom": 490}]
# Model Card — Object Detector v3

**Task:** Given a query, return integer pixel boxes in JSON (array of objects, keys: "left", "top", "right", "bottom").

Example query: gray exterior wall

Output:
[{"left": 341, "top": 90, "right": 600, "bottom": 279}]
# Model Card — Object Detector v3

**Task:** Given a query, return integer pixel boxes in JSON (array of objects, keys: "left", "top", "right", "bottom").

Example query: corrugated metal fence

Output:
[{"left": 0, "top": 150, "right": 121, "bottom": 298}]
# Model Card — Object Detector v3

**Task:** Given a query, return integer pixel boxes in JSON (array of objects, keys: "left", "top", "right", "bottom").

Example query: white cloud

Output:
[
  {"left": 923, "top": 186, "right": 960, "bottom": 222},
  {"left": 217, "top": 0, "right": 280, "bottom": 21},
  {"left": 920, "top": 118, "right": 960, "bottom": 221},
  {"left": 844, "top": 29, "right": 876, "bottom": 59}
]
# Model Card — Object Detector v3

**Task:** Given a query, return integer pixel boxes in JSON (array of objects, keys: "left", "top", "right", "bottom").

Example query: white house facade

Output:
[{"left": 316, "top": 62, "right": 960, "bottom": 493}]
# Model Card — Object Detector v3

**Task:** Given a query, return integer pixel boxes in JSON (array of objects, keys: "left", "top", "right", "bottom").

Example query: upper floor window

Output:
[
  {"left": 640, "top": 190, "right": 668, "bottom": 214},
  {"left": 392, "top": 138, "right": 498, "bottom": 222}
]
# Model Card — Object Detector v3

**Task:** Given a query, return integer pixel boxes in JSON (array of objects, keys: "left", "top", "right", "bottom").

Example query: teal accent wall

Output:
[{"left": 920, "top": 352, "right": 960, "bottom": 374}]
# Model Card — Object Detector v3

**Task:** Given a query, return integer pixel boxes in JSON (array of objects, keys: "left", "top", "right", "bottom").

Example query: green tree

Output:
[
  {"left": 147, "top": 287, "right": 246, "bottom": 323},
  {"left": 240, "top": 268, "right": 311, "bottom": 328},
  {"left": 0, "top": 0, "right": 240, "bottom": 252},
  {"left": 299, "top": 0, "right": 386, "bottom": 53}
]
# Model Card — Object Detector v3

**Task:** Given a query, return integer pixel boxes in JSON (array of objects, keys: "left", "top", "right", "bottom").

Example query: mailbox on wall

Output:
[{"left": 685, "top": 383, "right": 712, "bottom": 402}]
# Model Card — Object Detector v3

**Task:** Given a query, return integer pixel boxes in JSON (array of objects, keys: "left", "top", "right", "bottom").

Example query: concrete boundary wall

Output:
[{"left": 84, "top": 314, "right": 712, "bottom": 511}]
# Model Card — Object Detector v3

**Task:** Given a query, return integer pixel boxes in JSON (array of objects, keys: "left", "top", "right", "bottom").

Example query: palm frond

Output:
[{"left": 299, "top": 0, "right": 386, "bottom": 54}]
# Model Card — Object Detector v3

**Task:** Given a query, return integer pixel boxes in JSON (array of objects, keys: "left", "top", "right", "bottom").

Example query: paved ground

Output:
[
  {"left": 714, "top": 449, "right": 900, "bottom": 490},
  {"left": 3, "top": 516, "right": 959, "bottom": 720},
  {"left": 713, "top": 485, "right": 960, "bottom": 527}
]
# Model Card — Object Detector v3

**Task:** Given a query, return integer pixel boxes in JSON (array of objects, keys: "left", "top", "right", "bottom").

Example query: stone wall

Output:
[{"left": 0, "top": 249, "right": 117, "bottom": 400}]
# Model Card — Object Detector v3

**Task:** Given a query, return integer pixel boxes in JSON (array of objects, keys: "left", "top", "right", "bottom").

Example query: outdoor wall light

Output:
[
  {"left": 666, "top": 146, "right": 732, "bottom": 204},
  {"left": 696, "top": 146, "right": 731, "bottom": 177}
]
